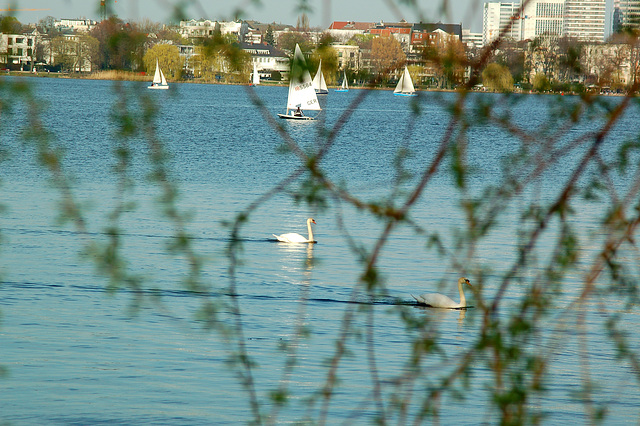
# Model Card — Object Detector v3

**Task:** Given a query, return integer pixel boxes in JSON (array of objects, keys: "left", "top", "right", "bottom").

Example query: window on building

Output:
[
  {"left": 8, "top": 38, "right": 12, "bottom": 45},
  {"left": 16, "top": 38, "right": 23, "bottom": 44}
]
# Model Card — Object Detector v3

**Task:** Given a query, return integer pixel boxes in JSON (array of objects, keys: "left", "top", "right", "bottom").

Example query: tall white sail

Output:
[
  {"left": 312, "top": 60, "right": 328, "bottom": 94},
  {"left": 341, "top": 71, "right": 348, "bottom": 90},
  {"left": 152, "top": 59, "right": 162, "bottom": 85},
  {"left": 286, "top": 44, "right": 321, "bottom": 112},
  {"left": 394, "top": 65, "right": 415, "bottom": 95},
  {"left": 160, "top": 68, "right": 167, "bottom": 86}
]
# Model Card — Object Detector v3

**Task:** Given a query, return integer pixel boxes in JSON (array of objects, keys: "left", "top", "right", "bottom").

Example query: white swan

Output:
[
  {"left": 273, "top": 218, "right": 317, "bottom": 243},
  {"left": 412, "top": 277, "right": 472, "bottom": 309}
]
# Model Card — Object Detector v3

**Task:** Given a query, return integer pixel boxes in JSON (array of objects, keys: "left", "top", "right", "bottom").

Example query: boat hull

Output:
[
  {"left": 148, "top": 85, "right": 169, "bottom": 90},
  {"left": 335, "top": 89, "right": 349, "bottom": 92},
  {"left": 315, "top": 89, "right": 328, "bottom": 95},
  {"left": 393, "top": 92, "right": 416, "bottom": 96},
  {"left": 278, "top": 113, "right": 314, "bottom": 120}
]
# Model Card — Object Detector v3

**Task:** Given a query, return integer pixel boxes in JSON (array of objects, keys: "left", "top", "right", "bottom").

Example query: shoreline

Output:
[{"left": 1, "top": 69, "right": 627, "bottom": 96}]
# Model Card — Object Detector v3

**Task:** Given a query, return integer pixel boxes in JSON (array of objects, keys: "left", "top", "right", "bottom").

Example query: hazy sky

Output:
[{"left": 5, "top": 0, "right": 486, "bottom": 31}]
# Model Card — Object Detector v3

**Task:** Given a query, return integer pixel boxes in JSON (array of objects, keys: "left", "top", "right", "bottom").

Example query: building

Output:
[
  {"left": 179, "top": 19, "right": 248, "bottom": 41},
  {"left": 483, "top": 2, "right": 522, "bottom": 45},
  {"left": 0, "top": 31, "right": 38, "bottom": 70},
  {"left": 462, "top": 29, "right": 483, "bottom": 49},
  {"left": 239, "top": 42, "right": 289, "bottom": 79},
  {"left": 612, "top": 0, "right": 640, "bottom": 32},
  {"left": 370, "top": 20, "right": 412, "bottom": 50},
  {"left": 521, "top": 0, "right": 565, "bottom": 39},
  {"left": 55, "top": 18, "right": 97, "bottom": 33},
  {"left": 410, "top": 22, "right": 463, "bottom": 54},
  {"left": 483, "top": 0, "right": 605, "bottom": 43},
  {"left": 564, "top": 0, "right": 605, "bottom": 41},
  {"left": 331, "top": 43, "right": 361, "bottom": 70},
  {"left": 326, "top": 21, "right": 375, "bottom": 43}
]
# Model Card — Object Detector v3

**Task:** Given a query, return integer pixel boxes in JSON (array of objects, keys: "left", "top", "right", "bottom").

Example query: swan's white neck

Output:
[
  {"left": 458, "top": 279, "right": 466, "bottom": 307},
  {"left": 307, "top": 219, "right": 314, "bottom": 242}
]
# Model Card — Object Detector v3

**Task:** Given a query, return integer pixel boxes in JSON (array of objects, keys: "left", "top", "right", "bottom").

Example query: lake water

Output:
[{"left": 1, "top": 78, "right": 640, "bottom": 424}]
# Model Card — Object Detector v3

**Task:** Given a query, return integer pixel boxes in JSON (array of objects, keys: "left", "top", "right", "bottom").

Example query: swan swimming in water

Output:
[
  {"left": 412, "top": 277, "right": 472, "bottom": 309},
  {"left": 273, "top": 218, "right": 317, "bottom": 243}
]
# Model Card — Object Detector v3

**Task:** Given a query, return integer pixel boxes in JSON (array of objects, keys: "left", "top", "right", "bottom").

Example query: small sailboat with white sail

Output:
[
  {"left": 393, "top": 65, "right": 416, "bottom": 96},
  {"left": 335, "top": 70, "right": 349, "bottom": 92},
  {"left": 278, "top": 44, "right": 321, "bottom": 121},
  {"left": 250, "top": 61, "right": 260, "bottom": 86},
  {"left": 312, "top": 59, "right": 328, "bottom": 95},
  {"left": 148, "top": 59, "right": 169, "bottom": 90}
]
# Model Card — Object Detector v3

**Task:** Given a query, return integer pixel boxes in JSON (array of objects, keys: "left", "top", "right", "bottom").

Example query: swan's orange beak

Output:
[{"left": 312, "top": 219, "right": 316, "bottom": 224}]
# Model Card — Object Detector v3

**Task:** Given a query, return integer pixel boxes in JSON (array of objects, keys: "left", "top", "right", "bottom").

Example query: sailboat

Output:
[
  {"left": 148, "top": 59, "right": 169, "bottom": 90},
  {"left": 393, "top": 65, "right": 416, "bottom": 96},
  {"left": 250, "top": 61, "right": 260, "bottom": 86},
  {"left": 335, "top": 70, "right": 349, "bottom": 92},
  {"left": 278, "top": 44, "right": 321, "bottom": 121},
  {"left": 312, "top": 59, "right": 328, "bottom": 95}
]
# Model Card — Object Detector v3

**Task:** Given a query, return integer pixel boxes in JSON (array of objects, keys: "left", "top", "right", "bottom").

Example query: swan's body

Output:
[
  {"left": 412, "top": 277, "right": 472, "bottom": 309},
  {"left": 273, "top": 218, "right": 317, "bottom": 243}
]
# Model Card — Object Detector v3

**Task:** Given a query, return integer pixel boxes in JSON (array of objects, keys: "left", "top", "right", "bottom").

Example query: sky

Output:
[{"left": 4, "top": 0, "right": 486, "bottom": 32}]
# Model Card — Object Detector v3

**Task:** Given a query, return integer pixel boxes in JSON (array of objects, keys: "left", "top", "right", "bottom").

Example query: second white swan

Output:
[
  {"left": 273, "top": 218, "right": 317, "bottom": 243},
  {"left": 412, "top": 277, "right": 472, "bottom": 309}
]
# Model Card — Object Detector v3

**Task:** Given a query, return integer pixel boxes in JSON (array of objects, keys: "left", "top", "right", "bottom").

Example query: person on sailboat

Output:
[{"left": 294, "top": 106, "right": 303, "bottom": 117}]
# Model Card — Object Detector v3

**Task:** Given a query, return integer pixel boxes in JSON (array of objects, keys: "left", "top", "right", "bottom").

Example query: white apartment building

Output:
[
  {"left": 483, "top": 0, "right": 604, "bottom": 42},
  {"left": 0, "top": 32, "right": 37, "bottom": 70},
  {"left": 564, "top": 0, "right": 605, "bottom": 41},
  {"left": 483, "top": 2, "right": 522, "bottom": 45},
  {"left": 55, "top": 19, "right": 97, "bottom": 33},
  {"left": 521, "top": 0, "right": 565, "bottom": 39},
  {"left": 179, "top": 20, "right": 248, "bottom": 41},
  {"left": 612, "top": 0, "right": 640, "bottom": 32},
  {"left": 462, "top": 29, "right": 483, "bottom": 49}
]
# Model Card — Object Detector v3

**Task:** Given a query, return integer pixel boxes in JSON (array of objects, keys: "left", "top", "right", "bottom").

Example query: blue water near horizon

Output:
[{"left": 1, "top": 77, "right": 640, "bottom": 424}]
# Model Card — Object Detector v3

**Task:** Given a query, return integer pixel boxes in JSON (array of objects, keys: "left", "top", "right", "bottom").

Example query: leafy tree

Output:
[
  {"left": 143, "top": 44, "right": 183, "bottom": 80},
  {"left": 482, "top": 63, "right": 514, "bottom": 92},
  {"left": 532, "top": 72, "right": 551, "bottom": 91},
  {"left": 265, "top": 25, "right": 275, "bottom": 45},
  {"left": 37, "top": 16, "right": 58, "bottom": 36},
  {"left": 0, "top": 15, "right": 22, "bottom": 33},
  {"left": 420, "top": 32, "right": 466, "bottom": 89},
  {"left": 90, "top": 17, "right": 147, "bottom": 71},
  {"left": 277, "top": 31, "right": 312, "bottom": 54},
  {"left": 493, "top": 40, "right": 527, "bottom": 83},
  {"left": 50, "top": 36, "right": 76, "bottom": 72},
  {"left": 311, "top": 34, "right": 339, "bottom": 85},
  {"left": 371, "top": 35, "right": 405, "bottom": 75}
]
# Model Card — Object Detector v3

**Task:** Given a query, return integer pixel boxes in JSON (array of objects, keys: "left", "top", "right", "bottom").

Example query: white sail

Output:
[
  {"left": 252, "top": 62, "right": 260, "bottom": 85},
  {"left": 149, "top": 58, "right": 169, "bottom": 89},
  {"left": 394, "top": 65, "right": 415, "bottom": 95},
  {"left": 341, "top": 71, "right": 348, "bottom": 90},
  {"left": 286, "top": 44, "right": 321, "bottom": 112},
  {"left": 312, "top": 60, "right": 328, "bottom": 94},
  {"left": 160, "top": 68, "right": 167, "bottom": 86},
  {"left": 152, "top": 59, "right": 162, "bottom": 85}
]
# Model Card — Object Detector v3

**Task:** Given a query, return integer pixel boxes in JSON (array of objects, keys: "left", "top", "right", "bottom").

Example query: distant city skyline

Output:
[{"left": 3, "top": 0, "right": 486, "bottom": 32}]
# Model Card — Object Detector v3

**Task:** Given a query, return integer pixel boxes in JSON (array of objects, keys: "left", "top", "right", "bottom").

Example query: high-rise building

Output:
[
  {"left": 483, "top": 2, "right": 522, "bottom": 45},
  {"left": 520, "top": 0, "right": 565, "bottom": 39},
  {"left": 564, "top": 0, "right": 606, "bottom": 41},
  {"left": 612, "top": 0, "right": 640, "bottom": 33},
  {"left": 482, "top": 0, "right": 606, "bottom": 45}
]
